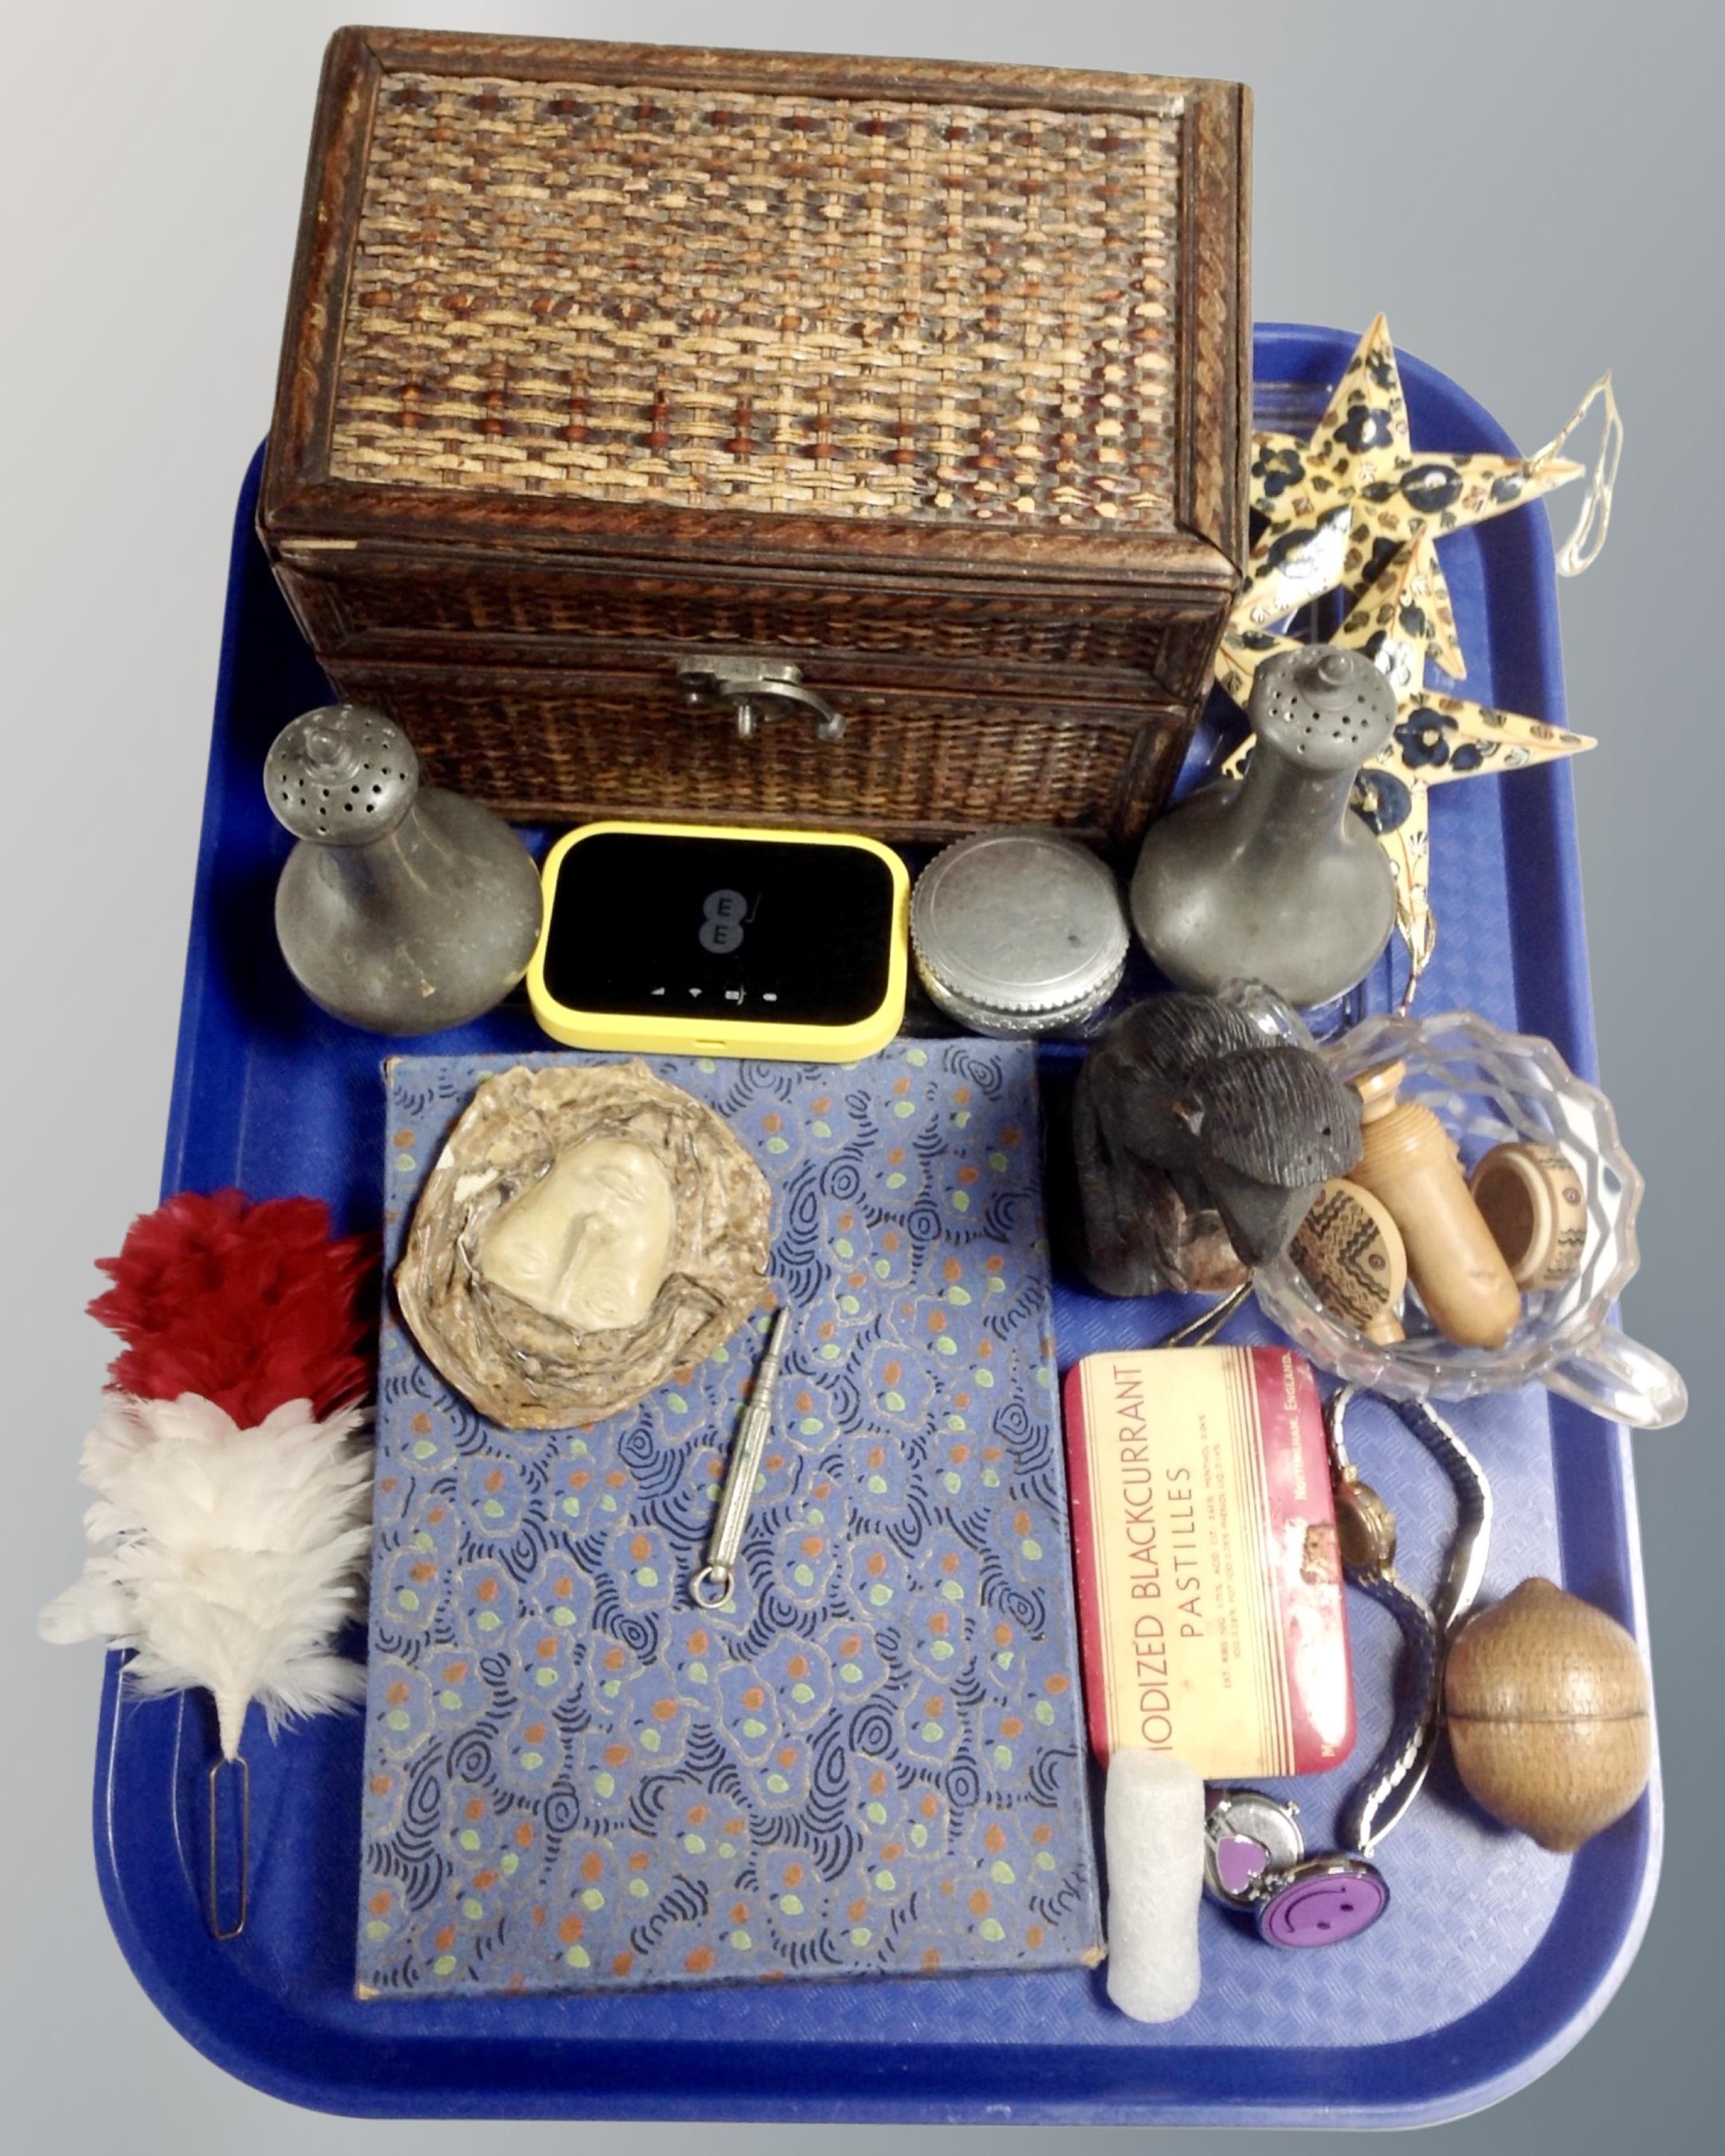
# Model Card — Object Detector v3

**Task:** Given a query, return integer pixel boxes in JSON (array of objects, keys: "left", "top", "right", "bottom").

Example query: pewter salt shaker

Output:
[
  {"left": 1129, "top": 648, "right": 1398, "bottom": 1009},
  {"left": 267, "top": 705, "right": 543, "bottom": 1035}
]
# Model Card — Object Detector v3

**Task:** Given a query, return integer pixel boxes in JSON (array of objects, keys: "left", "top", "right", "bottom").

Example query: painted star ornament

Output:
[
  {"left": 1215, "top": 317, "right": 1615, "bottom": 1002},
  {"left": 1236, "top": 315, "right": 1586, "bottom": 651}
]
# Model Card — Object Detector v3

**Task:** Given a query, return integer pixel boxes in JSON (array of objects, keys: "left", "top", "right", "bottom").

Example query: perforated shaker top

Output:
[
  {"left": 1250, "top": 647, "right": 1398, "bottom": 773},
  {"left": 266, "top": 705, "right": 420, "bottom": 844}
]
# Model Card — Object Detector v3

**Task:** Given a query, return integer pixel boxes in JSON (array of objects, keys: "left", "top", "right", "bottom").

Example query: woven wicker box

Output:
[{"left": 260, "top": 27, "right": 1250, "bottom": 844}]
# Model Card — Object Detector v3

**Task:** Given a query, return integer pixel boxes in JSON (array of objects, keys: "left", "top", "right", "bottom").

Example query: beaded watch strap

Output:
[
  {"left": 1337, "top": 1564, "right": 1442, "bottom": 1855},
  {"left": 1325, "top": 1386, "right": 1494, "bottom": 1856}
]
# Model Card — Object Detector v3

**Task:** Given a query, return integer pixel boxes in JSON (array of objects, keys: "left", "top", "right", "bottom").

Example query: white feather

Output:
[{"left": 39, "top": 1391, "right": 374, "bottom": 1758}]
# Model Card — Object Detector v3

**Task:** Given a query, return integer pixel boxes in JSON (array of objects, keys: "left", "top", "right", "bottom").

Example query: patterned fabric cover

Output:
[{"left": 356, "top": 1044, "right": 1100, "bottom": 1995}]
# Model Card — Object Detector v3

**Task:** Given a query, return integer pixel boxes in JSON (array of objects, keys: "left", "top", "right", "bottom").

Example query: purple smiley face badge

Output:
[{"left": 1256, "top": 1857, "right": 1390, "bottom": 1947}]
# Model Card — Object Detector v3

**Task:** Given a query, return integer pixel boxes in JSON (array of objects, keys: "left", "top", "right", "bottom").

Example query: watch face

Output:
[
  {"left": 1204, "top": 1791, "right": 1306, "bottom": 1908},
  {"left": 543, "top": 832, "right": 897, "bottom": 1028}
]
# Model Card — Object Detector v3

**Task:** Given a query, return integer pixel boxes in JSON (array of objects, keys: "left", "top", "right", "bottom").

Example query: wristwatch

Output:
[{"left": 1202, "top": 1385, "right": 1493, "bottom": 1947}]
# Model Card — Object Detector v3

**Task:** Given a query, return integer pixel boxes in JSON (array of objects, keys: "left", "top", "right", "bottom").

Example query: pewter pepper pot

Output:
[
  {"left": 266, "top": 705, "right": 543, "bottom": 1035},
  {"left": 1130, "top": 647, "right": 1398, "bottom": 1009}
]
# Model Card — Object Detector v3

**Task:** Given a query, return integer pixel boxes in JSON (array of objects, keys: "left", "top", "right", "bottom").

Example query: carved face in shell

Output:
[
  {"left": 395, "top": 1060, "right": 772, "bottom": 1429},
  {"left": 478, "top": 1138, "right": 676, "bottom": 1333}
]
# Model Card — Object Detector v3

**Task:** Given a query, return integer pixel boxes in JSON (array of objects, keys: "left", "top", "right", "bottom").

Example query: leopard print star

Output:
[{"left": 1235, "top": 315, "right": 1584, "bottom": 674}]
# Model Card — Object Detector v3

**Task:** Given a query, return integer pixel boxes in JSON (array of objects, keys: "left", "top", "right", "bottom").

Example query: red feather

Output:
[{"left": 89, "top": 1190, "right": 377, "bottom": 1425}]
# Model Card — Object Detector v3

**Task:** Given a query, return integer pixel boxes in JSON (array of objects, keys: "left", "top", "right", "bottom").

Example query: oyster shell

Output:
[{"left": 396, "top": 1061, "right": 772, "bottom": 1428}]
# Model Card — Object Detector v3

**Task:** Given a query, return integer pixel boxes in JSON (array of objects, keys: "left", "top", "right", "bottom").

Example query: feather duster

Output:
[
  {"left": 40, "top": 1189, "right": 379, "bottom": 1762},
  {"left": 89, "top": 1188, "right": 375, "bottom": 1425},
  {"left": 39, "top": 1392, "right": 373, "bottom": 1758}
]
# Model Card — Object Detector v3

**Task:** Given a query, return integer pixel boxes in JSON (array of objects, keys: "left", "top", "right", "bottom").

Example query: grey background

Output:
[{"left": 6, "top": 0, "right": 1719, "bottom": 2147}]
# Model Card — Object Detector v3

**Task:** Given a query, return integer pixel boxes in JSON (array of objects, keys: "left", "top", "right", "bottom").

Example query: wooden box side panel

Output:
[
  {"left": 1179, "top": 74, "right": 1251, "bottom": 569},
  {"left": 323, "top": 657, "right": 1195, "bottom": 846},
  {"left": 273, "top": 551, "right": 1227, "bottom": 705}
]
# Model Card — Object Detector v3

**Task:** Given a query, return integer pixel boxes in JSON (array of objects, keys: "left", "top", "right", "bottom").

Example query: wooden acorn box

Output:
[{"left": 260, "top": 26, "right": 1251, "bottom": 844}]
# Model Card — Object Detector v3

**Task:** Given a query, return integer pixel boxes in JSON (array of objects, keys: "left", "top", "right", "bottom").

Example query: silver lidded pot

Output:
[
  {"left": 266, "top": 704, "right": 543, "bottom": 1036},
  {"left": 911, "top": 827, "right": 1130, "bottom": 1036},
  {"left": 1129, "top": 646, "right": 1399, "bottom": 1009}
]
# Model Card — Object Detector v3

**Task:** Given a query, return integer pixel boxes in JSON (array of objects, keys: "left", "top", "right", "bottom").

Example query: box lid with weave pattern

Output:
[{"left": 260, "top": 27, "right": 1251, "bottom": 843}]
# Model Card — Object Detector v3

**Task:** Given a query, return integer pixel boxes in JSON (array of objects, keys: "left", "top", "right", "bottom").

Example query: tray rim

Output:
[{"left": 93, "top": 320, "right": 1661, "bottom": 2127}]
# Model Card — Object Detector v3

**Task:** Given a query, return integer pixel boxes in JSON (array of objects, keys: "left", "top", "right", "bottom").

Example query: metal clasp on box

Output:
[{"left": 676, "top": 657, "right": 846, "bottom": 743}]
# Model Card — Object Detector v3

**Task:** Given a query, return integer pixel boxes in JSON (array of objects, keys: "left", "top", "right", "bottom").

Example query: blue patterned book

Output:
[{"left": 355, "top": 1044, "right": 1101, "bottom": 1995}]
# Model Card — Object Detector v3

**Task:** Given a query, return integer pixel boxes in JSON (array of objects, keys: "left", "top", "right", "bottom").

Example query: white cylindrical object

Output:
[{"left": 1104, "top": 1748, "right": 1205, "bottom": 2023}]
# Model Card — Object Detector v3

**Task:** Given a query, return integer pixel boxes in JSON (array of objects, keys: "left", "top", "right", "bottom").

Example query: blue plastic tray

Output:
[{"left": 93, "top": 326, "right": 1659, "bottom": 2125}]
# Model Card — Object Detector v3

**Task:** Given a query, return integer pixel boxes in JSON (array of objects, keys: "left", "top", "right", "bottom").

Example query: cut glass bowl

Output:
[{"left": 1253, "top": 1009, "right": 1686, "bottom": 1429}]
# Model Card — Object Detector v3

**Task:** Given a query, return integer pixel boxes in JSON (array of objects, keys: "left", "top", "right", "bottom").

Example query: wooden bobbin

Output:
[{"left": 1346, "top": 1062, "right": 1521, "bottom": 1352}]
